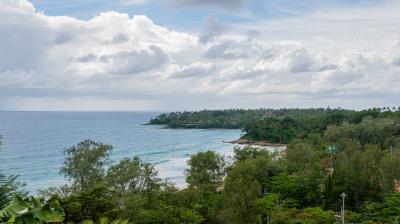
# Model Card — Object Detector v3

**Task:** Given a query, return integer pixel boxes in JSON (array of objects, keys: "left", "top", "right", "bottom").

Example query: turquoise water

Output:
[{"left": 0, "top": 112, "right": 242, "bottom": 194}]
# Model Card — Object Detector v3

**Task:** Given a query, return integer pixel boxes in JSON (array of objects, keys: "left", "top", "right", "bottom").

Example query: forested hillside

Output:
[
  {"left": 2, "top": 108, "right": 400, "bottom": 223},
  {"left": 150, "top": 108, "right": 400, "bottom": 144},
  {"left": 148, "top": 109, "right": 268, "bottom": 129}
]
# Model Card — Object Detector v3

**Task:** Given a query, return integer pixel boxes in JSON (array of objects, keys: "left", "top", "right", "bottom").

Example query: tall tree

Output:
[
  {"left": 220, "top": 161, "right": 260, "bottom": 224},
  {"left": 140, "top": 162, "right": 161, "bottom": 206},
  {"left": 60, "top": 140, "right": 112, "bottom": 193},
  {"left": 106, "top": 157, "right": 143, "bottom": 196},
  {"left": 285, "top": 141, "right": 323, "bottom": 205},
  {"left": 185, "top": 151, "right": 225, "bottom": 192}
]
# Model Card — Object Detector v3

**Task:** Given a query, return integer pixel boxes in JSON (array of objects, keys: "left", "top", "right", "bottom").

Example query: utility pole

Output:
[{"left": 340, "top": 193, "right": 347, "bottom": 224}]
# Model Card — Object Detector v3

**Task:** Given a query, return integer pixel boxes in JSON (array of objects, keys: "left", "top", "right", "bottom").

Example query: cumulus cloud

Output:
[
  {"left": 110, "top": 33, "right": 130, "bottom": 44},
  {"left": 100, "top": 45, "right": 169, "bottom": 75},
  {"left": 0, "top": 0, "right": 399, "bottom": 110},
  {"left": 168, "top": 62, "right": 215, "bottom": 79},
  {"left": 205, "top": 41, "right": 249, "bottom": 59}
]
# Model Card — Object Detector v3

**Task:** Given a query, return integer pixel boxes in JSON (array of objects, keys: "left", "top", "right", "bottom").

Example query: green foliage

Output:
[
  {"left": 256, "top": 206, "right": 336, "bottom": 224},
  {"left": 59, "top": 147, "right": 164, "bottom": 223},
  {"left": 284, "top": 142, "right": 323, "bottom": 205},
  {"left": 0, "top": 175, "right": 25, "bottom": 211},
  {"left": 243, "top": 108, "right": 398, "bottom": 144},
  {"left": 233, "top": 146, "right": 270, "bottom": 162},
  {"left": 106, "top": 157, "right": 161, "bottom": 198},
  {"left": 60, "top": 140, "right": 112, "bottom": 193},
  {"left": 185, "top": 151, "right": 225, "bottom": 192},
  {"left": 134, "top": 203, "right": 204, "bottom": 224},
  {"left": 219, "top": 160, "right": 261, "bottom": 224},
  {"left": 5, "top": 107, "right": 400, "bottom": 223},
  {"left": 294, "top": 207, "right": 336, "bottom": 224},
  {"left": 148, "top": 109, "right": 269, "bottom": 129},
  {"left": 361, "top": 193, "right": 400, "bottom": 223},
  {"left": 324, "top": 117, "right": 400, "bottom": 150},
  {"left": 256, "top": 193, "right": 280, "bottom": 221},
  {"left": 56, "top": 140, "right": 174, "bottom": 223},
  {"left": 322, "top": 144, "right": 400, "bottom": 211},
  {"left": 243, "top": 117, "right": 296, "bottom": 143},
  {"left": 344, "top": 210, "right": 362, "bottom": 223},
  {"left": 0, "top": 194, "right": 64, "bottom": 223},
  {"left": 103, "top": 157, "right": 164, "bottom": 222},
  {"left": 150, "top": 108, "right": 400, "bottom": 144},
  {"left": 61, "top": 186, "right": 117, "bottom": 223},
  {"left": 268, "top": 174, "right": 300, "bottom": 205},
  {"left": 98, "top": 217, "right": 129, "bottom": 224},
  {"left": 164, "top": 186, "right": 221, "bottom": 223},
  {"left": 140, "top": 163, "right": 162, "bottom": 206}
]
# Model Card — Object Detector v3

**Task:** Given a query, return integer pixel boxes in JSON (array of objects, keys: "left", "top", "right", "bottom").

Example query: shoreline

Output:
[
  {"left": 143, "top": 123, "right": 242, "bottom": 131},
  {"left": 225, "top": 139, "right": 287, "bottom": 148}
]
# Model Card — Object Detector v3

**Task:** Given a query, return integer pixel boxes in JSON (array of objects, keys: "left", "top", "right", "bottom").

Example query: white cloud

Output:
[
  {"left": 0, "top": 0, "right": 399, "bottom": 110},
  {"left": 97, "top": 45, "right": 169, "bottom": 75},
  {"left": 167, "top": 62, "right": 215, "bottom": 79}
]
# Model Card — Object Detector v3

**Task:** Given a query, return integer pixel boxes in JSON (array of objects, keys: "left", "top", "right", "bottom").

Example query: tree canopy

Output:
[{"left": 3, "top": 107, "right": 400, "bottom": 223}]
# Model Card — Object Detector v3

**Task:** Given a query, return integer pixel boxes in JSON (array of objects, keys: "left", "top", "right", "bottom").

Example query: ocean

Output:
[{"left": 0, "top": 112, "right": 242, "bottom": 194}]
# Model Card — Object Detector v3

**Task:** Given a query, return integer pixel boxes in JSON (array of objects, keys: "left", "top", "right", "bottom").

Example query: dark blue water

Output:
[{"left": 0, "top": 112, "right": 242, "bottom": 194}]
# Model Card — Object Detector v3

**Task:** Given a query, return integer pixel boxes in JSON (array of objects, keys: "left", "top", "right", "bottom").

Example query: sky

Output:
[{"left": 0, "top": 0, "right": 399, "bottom": 111}]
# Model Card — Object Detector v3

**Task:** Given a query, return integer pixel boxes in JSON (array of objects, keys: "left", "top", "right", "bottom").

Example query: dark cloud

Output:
[
  {"left": 76, "top": 54, "right": 97, "bottom": 63},
  {"left": 104, "top": 45, "right": 168, "bottom": 75},
  {"left": 285, "top": 48, "right": 315, "bottom": 73},
  {"left": 392, "top": 57, "right": 400, "bottom": 66},
  {"left": 101, "top": 34, "right": 130, "bottom": 45},
  {"left": 317, "top": 64, "right": 339, "bottom": 72},
  {"left": 199, "top": 16, "right": 227, "bottom": 43},
  {"left": 53, "top": 32, "right": 74, "bottom": 44},
  {"left": 205, "top": 41, "right": 248, "bottom": 59},
  {"left": 172, "top": 0, "right": 248, "bottom": 10},
  {"left": 111, "top": 33, "right": 129, "bottom": 44}
]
